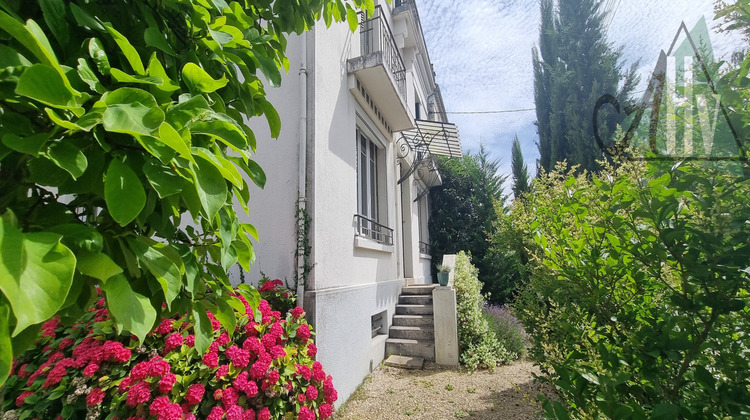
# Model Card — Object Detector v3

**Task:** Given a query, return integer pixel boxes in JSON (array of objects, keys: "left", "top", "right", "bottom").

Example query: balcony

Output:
[
  {"left": 354, "top": 214, "right": 394, "bottom": 246},
  {"left": 347, "top": 6, "right": 412, "bottom": 134}
]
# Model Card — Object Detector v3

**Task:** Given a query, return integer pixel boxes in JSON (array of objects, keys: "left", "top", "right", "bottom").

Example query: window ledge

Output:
[
  {"left": 355, "top": 236, "right": 395, "bottom": 253},
  {"left": 420, "top": 253, "right": 432, "bottom": 260}
]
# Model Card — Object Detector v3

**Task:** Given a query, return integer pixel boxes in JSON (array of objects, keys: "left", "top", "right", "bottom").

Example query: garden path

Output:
[{"left": 333, "top": 359, "right": 552, "bottom": 419}]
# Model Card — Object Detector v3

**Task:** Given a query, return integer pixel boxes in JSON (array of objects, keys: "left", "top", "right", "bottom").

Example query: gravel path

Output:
[{"left": 333, "top": 359, "right": 552, "bottom": 419}]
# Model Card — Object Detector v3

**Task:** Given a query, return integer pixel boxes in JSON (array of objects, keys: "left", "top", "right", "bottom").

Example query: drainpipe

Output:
[{"left": 296, "top": 32, "right": 308, "bottom": 308}]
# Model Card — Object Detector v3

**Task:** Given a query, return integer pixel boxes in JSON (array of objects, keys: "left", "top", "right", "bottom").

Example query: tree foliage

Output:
[
  {"left": 0, "top": 0, "right": 367, "bottom": 386},
  {"left": 515, "top": 159, "right": 750, "bottom": 418},
  {"left": 428, "top": 146, "right": 505, "bottom": 295},
  {"left": 533, "top": 0, "right": 638, "bottom": 173},
  {"left": 510, "top": 134, "right": 530, "bottom": 199}
]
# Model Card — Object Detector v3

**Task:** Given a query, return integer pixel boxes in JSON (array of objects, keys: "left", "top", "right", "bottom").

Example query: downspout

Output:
[{"left": 296, "top": 32, "right": 308, "bottom": 308}]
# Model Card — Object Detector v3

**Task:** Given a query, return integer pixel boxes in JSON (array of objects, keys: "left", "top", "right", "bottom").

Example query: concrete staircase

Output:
[{"left": 384, "top": 284, "right": 437, "bottom": 368}]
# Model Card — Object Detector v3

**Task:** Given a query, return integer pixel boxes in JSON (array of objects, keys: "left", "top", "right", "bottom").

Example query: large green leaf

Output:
[
  {"left": 0, "top": 214, "right": 75, "bottom": 335},
  {"left": 157, "top": 122, "right": 193, "bottom": 161},
  {"left": 110, "top": 68, "right": 163, "bottom": 85},
  {"left": 143, "top": 160, "right": 183, "bottom": 198},
  {"left": 39, "top": 0, "right": 70, "bottom": 47},
  {"left": 76, "top": 251, "right": 122, "bottom": 282},
  {"left": 104, "top": 24, "right": 145, "bottom": 75},
  {"left": 88, "top": 38, "right": 111, "bottom": 75},
  {"left": 46, "top": 140, "right": 88, "bottom": 179},
  {"left": 101, "top": 274, "right": 156, "bottom": 343},
  {"left": 102, "top": 88, "right": 164, "bottom": 136},
  {"left": 144, "top": 26, "right": 176, "bottom": 56},
  {"left": 166, "top": 95, "right": 211, "bottom": 129},
  {"left": 191, "top": 155, "right": 228, "bottom": 220},
  {"left": 255, "top": 52, "right": 281, "bottom": 88},
  {"left": 105, "top": 159, "right": 146, "bottom": 225},
  {"left": 182, "top": 62, "right": 228, "bottom": 93},
  {"left": 214, "top": 297, "right": 236, "bottom": 336},
  {"left": 193, "top": 147, "right": 243, "bottom": 187},
  {"left": 0, "top": 301, "right": 12, "bottom": 386},
  {"left": 128, "top": 239, "right": 181, "bottom": 309},
  {"left": 1, "top": 133, "right": 48, "bottom": 157},
  {"left": 192, "top": 113, "right": 248, "bottom": 151},
  {"left": 258, "top": 97, "right": 280, "bottom": 138},
  {"left": 16, "top": 64, "right": 83, "bottom": 114},
  {"left": 192, "top": 302, "right": 212, "bottom": 355}
]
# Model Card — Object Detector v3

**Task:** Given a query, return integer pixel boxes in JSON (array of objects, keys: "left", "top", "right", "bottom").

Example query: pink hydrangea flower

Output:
[
  {"left": 298, "top": 406, "right": 315, "bottom": 420},
  {"left": 164, "top": 333, "right": 184, "bottom": 353},
  {"left": 159, "top": 373, "right": 177, "bottom": 394},
  {"left": 185, "top": 383, "right": 205, "bottom": 406},
  {"left": 319, "top": 403, "right": 334, "bottom": 419}
]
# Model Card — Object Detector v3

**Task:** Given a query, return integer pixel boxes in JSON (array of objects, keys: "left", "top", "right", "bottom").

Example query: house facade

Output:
[{"left": 234, "top": 0, "right": 461, "bottom": 404}]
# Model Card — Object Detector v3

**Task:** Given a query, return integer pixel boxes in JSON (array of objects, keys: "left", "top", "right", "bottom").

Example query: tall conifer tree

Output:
[
  {"left": 533, "top": 0, "right": 638, "bottom": 173},
  {"left": 511, "top": 135, "right": 530, "bottom": 199}
]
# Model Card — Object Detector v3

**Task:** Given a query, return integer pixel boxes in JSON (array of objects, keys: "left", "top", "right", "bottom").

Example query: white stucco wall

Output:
[{"left": 304, "top": 278, "right": 402, "bottom": 407}]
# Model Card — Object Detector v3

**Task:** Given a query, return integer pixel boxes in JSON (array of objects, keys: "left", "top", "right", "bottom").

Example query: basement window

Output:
[{"left": 371, "top": 310, "right": 387, "bottom": 338}]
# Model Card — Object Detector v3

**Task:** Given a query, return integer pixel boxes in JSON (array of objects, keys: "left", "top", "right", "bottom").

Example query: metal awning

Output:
[
  {"left": 411, "top": 119, "right": 462, "bottom": 158},
  {"left": 396, "top": 119, "right": 462, "bottom": 190}
]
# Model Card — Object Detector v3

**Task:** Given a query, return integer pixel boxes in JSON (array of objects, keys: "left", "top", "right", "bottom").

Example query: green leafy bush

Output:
[
  {"left": 515, "top": 160, "right": 750, "bottom": 418},
  {"left": 3, "top": 288, "right": 337, "bottom": 419},
  {"left": 453, "top": 251, "right": 514, "bottom": 369},
  {"left": 0, "top": 0, "right": 367, "bottom": 386}
]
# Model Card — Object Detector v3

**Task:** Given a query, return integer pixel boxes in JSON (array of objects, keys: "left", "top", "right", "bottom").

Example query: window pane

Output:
[
  {"left": 370, "top": 142, "right": 377, "bottom": 220},
  {"left": 359, "top": 137, "right": 367, "bottom": 216}
]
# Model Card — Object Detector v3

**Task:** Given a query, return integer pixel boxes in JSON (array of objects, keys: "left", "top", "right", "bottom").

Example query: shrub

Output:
[
  {"left": 258, "top": 278, "right": 296, "bottom": 316},
  {"left": 482, "top": 305, "right": 527, "bottom": 358},
  {"left": 2, "top": 288, "right": 337, "bottom": 420},
  {"left": 515, "top": 160, "right": 750, "bottom": 418},
  {"left": 453, "top": 251, "right": 514, "bottom": 369}
]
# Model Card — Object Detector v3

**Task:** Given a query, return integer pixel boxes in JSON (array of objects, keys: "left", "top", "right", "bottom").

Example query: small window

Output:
[
  {"left": 415, "top": 101, "right": 421, "bottom": 120},
  {"left": 371, "top": 310, "right": 387, "bottom": 338}
]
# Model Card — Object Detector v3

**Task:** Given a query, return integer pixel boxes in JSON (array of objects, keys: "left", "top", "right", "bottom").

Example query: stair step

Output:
[
  {"left": 389, "top": 325, "right": 434, "bottom": 340},
  {"left": 392, "top": 314, "right": 433, "bottom": 327},
  {"left": 384, "top": 355, "right": 424, "bottom": 370},
  {"left": 399, "top": 295, "right": 432, "bottom": 305},
  {"left": 401, "top": 285, "right": 438, "bottom": 295},
  {"left": 396, "top": 304, "right": 433, "bottom": 315},
  {"left": 386, "top": 338, "right": 435, "bottom": 361}
]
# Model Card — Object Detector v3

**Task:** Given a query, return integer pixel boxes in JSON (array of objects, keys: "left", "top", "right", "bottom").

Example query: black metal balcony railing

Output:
[
  {"left": 419, "top": 241, "right": 431, "bottom": 255},
  {"left": 355, "top": 214, "right": 394, "bottom": 246},
  {"left": 359, "top": 6, "right": 406, "bottom": 98}
]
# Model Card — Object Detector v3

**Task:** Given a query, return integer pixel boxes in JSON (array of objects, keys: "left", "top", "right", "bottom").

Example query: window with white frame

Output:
[
  {"left": 417, "top": 192, "right": 430, "bottom": 255},
  {"left": 355, "top": 128, "right": 392, "bottom": 245}
]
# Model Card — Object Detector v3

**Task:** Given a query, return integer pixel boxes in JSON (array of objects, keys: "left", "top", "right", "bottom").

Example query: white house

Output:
[{"left": 234, "top": 0, "right": 461, "bottom": 405}]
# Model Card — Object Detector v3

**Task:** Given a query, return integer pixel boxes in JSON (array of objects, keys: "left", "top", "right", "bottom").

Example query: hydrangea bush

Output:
[{"left": 2, "top": 287, "right": 336, "bottom": 420}]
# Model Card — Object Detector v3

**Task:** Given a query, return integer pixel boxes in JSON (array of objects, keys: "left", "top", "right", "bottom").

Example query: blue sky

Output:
[{"left": 414, "top": 0, "right": 745, "bottom": 189}]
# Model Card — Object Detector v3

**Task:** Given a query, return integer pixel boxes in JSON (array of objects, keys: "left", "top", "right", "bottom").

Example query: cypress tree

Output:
[
  {"left": 533, "top": 0, "right": 638, "bottom": 173},
  {"left": 511, "top": 135, "right": 530, "bottom": 199}
]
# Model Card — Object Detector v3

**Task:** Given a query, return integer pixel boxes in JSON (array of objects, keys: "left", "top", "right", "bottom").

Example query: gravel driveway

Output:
[{"left": 333, "top": 360, "right": 552, "bottom": 419}]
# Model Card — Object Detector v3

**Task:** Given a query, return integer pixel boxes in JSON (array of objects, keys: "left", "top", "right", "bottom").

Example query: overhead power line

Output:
[{"left": 446, "top": 108, "right": 536, "bottom": 115}]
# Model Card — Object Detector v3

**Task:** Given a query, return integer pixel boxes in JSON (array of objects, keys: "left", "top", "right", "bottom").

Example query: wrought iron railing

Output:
[
  {"left": 355, "top": 214, "right": 394, "bottom": 246},
  {"left": 419, "top": 241, "right": 431, "bottom": 255},
  {"left": 359, "top": 6, "right": 406, "bottom": 99}
]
